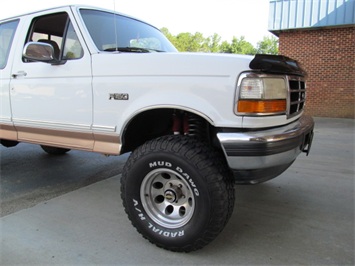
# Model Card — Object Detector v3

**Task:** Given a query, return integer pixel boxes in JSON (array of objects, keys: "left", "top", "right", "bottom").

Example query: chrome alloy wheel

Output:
[{"left": 140, "top": 168, "right": 195, "bottom": 229}]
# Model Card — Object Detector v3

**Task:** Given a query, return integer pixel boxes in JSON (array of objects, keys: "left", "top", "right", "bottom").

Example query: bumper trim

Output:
[
  {"left": 217, "top": 115, "right": 314, "bottom": 171},
  {"left": 222, "top": 134, "right": 303, "bottom": 157}
]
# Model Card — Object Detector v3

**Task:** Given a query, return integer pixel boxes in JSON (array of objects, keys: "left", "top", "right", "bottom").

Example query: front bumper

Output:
[{"left": 217, "top": 115, "right": 314, "bottom": 183}]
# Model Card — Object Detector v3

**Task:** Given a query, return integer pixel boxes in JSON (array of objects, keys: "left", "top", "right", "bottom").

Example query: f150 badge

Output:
[{"left": 109, "top": 93, "right": 129, "bottom": 100}]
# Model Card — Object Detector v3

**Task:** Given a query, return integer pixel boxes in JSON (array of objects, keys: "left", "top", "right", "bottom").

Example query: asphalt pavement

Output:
[
  {"left": 0, "top": 117, "right": 354, "bottom": 265},
  {"left": 0, "top": 143, "right": 129, "bottom": 217}
]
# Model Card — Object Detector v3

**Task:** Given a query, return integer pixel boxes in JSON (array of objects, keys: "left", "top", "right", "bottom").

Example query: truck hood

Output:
[{"left": 91, "top": 52, "right": 253, "bottom": 77}]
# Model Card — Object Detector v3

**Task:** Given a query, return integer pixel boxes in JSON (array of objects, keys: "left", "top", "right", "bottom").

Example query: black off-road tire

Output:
[
  {"left": 121, "top": 135, "right": 235, "bottom": 252},
  {"left": 40, "top": 145, "right": 70, "bottom": 155}
]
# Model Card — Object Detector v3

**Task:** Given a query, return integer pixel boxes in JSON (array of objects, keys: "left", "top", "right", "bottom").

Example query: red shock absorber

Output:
[{"left": 172, "top": 112, "right": 182, "bottom": 135}]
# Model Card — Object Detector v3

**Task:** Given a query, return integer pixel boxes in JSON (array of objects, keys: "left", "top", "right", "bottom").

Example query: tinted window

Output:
[
  {"left": 0, "top": 19, "right": 19, "bottom": 69},
  {"left": 27, "top": 12, "right": 83, "bottom": 61},
  {"left": 80, "top": 9, "right": 177, "bottom": 52},
  {"left": 63, "top": 21, "right": 84, "bottom": 59}
]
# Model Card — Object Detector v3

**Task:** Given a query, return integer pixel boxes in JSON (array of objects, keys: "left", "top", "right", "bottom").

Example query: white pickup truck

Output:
[{"left": 0, "top": 5, "right": 314, "bottom": 252}]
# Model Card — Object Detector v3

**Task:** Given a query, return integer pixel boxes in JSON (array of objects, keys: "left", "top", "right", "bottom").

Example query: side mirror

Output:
[{"left": 23, "top": 42, "right": 66, "bottom": 65}]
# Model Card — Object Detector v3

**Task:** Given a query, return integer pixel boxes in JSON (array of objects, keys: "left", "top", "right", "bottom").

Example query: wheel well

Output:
[
  {"left": 120, "top": 109, "right": 214, "bottom": 154},
  {"left": 0, "top": 139, "right": 19, "bottom": 148}
]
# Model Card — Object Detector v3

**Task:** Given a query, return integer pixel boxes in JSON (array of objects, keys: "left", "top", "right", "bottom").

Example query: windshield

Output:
[{"left": 80, "top": 9, "right": 177, "bottom": 53}]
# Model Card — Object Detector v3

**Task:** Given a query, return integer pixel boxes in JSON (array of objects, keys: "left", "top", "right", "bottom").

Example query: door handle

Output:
[{"left": 12, "top": 71, "right": 27, "bottom": 78}]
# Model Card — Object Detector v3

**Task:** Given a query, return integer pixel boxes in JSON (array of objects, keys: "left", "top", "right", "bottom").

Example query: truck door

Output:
[
  {"left": 10, "top": 10, "right": 94, "bottom": 150},
  {"left": 0, "top": 19, "right": 19, "bottom": 141}
]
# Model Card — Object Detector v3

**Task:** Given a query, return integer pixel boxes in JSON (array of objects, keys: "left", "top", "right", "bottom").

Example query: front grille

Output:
[{"left": 288, "top": 77, "right": 306, "bottom": 117}]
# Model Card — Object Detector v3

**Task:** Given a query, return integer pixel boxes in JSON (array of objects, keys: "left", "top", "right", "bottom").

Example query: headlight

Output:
[{"left": 236, "top": 74, "right": 287, "bottom": 115}]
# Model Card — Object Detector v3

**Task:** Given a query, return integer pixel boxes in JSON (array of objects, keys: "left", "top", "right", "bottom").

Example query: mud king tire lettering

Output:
[{"left": 121, "top": 135, "right": 235, "bottom": 252}]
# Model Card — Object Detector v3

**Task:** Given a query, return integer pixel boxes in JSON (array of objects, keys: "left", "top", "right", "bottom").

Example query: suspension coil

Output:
[{"left": 172, "top": 111, "right": 209, "bottom": 141}]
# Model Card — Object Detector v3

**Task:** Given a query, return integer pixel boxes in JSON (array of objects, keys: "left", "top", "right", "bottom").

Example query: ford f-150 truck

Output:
[{"left": 0, "top": 5, "right": 314, "bottom": 252}]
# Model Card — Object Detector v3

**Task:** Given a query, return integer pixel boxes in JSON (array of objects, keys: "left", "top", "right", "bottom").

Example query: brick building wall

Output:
[{"left": 278, "top": 26, "right": 355, "bottom": 118}]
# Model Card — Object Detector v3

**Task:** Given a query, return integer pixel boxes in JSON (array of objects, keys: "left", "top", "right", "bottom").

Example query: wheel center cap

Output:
[{"left": 165, "top": 189, "right": 177, "bottom": 203}]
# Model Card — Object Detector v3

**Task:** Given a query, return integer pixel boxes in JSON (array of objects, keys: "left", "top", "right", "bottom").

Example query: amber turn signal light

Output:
[{"left": 237, "top": 99, "right": 286, "bottom": 113}]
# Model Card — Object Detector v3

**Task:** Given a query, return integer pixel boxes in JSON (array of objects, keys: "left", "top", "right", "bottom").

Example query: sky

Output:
[{"left": 0, "top": 0, "right": 274, "bottom": 46}]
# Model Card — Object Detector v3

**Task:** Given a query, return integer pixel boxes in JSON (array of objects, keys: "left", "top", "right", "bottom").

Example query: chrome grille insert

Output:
[{"left": 288, "top": 76, "right": 306, "bottom": 118}]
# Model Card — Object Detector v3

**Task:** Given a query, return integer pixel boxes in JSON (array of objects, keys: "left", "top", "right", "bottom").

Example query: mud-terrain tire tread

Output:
[{"left": 121, "top": 135, "right": 235, "bottom": 252}]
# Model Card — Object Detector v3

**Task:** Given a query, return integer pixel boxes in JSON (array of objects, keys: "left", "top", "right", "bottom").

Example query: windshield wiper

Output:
[{"left": 104, "top": 47, "right": 162, "bottom": 53}]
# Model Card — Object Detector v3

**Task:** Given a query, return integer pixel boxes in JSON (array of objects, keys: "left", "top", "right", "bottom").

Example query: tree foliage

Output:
[
  {"left": 161, "top": 28, "right": 278, "bottom": 55},
  {"left": 220, "top": 36, "right": 256, "bottom": 55},
  {"left": 256, "top": 36, "right": 279, "bottom": 54}
]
